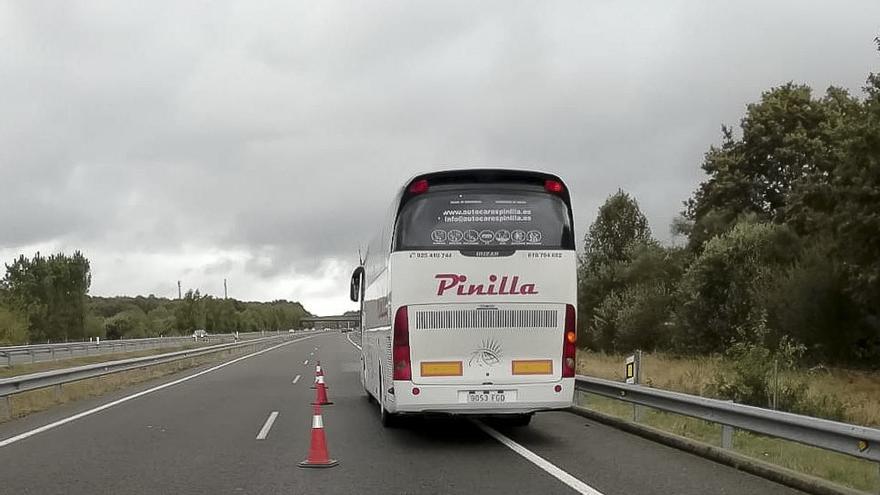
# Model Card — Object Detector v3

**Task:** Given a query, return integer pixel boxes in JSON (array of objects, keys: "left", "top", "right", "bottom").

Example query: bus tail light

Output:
[
  {"left": 562, "top": 304, "right": 577, "bottom": 377},
  {"left": 545, "top": 179, "right": 564, "bottom": 194},
  {"left": 408, "top": 179, "right": 429, "bottom": 194},
  {"left": 393, "top": 306, "right": 412, "bottom": 381}
]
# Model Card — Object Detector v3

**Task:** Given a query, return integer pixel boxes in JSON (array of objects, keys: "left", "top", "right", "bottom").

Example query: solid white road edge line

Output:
[
  {"left": 256, "top": 411, "right": 279, "bottom": 440},
  {"left": 475, "top": 421, "right": 605, "bottom": 495},
  {"left": 292, "top": 374, "right": 301, "bottom": 384},
  {"left": 0, "top": 335, "right": 315, "bottom": 448},
  {"left": 345, "top": 332, "right": 362, "bottom": 350}
]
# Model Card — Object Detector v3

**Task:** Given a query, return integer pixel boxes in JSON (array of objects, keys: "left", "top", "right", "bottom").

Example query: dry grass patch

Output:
[
  {"left": 3, "top": 348, "right": 245, "bottom": 422},
  {"left": 0, "top": 343, "right": 205, "bottom": 379},
  {"left": 577, "top": 350, "right": 880, "bottom": 427}
]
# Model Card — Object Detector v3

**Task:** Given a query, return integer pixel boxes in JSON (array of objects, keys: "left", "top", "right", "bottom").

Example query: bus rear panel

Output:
[{"left": 358, "top": 169, "right": 577, "bottom": 419}]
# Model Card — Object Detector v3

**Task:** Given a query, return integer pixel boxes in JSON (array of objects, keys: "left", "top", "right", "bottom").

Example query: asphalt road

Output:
[{"left": 0, "top": 332, "right": 806, "bottom": 495}]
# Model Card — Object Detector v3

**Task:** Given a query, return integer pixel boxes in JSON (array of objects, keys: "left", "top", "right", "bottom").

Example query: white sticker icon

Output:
[
  {"left": 447, "top": 229, "right": 464, "bottom": 243},
  {"left": 495, "top": 230, "right": 511, "bottom": 243},
  {"left": 463, "top": 230, "right": 479, "bottom": 244},
  {"left": 479, "top": 230, "right": 495, "bottom": 243},
  {"left": 527, "top": 230, "right": 543, "bottom": 243},
  {"left": 511, "top": 230, "right": 527, "bottom": 243},
  {"left": 431, "top": 229, "right": 447, "bottom": 244}
]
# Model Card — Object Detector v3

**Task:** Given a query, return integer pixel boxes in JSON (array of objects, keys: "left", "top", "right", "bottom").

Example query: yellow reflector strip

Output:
[
  {"left": 420, "top": 361, "right": 463, "bottom": 377},
  {"left": 512, "top": 359, "right": 553, "bottom": 375}
]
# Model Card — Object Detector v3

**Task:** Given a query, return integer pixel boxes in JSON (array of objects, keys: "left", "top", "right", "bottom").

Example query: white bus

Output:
[{"left": 350, "top": 169, "right": 577, "bottom": 427}]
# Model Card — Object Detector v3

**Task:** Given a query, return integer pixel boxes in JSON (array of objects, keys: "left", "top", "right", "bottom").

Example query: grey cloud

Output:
[{"left": 1, "top": 0, "right": 878, "bottom": 312}]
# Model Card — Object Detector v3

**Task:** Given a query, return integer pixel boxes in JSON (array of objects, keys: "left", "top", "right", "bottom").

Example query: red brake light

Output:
[
  {"left": 562, "top": 304, "right": 577, "bottom": 377},
  {"left": 393, "top": 306, "right": 412, "bottom": 381},
  {"left": 544, "top": 179, "right": 564, "bottom": 193},
  {"left": 409, "top": 179, "right": 429, "bottom": 194}
]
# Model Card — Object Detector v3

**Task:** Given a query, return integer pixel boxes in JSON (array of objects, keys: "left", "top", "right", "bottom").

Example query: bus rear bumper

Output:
[{"left": 389, "top": 378, "right": 574, "bottom": 415}]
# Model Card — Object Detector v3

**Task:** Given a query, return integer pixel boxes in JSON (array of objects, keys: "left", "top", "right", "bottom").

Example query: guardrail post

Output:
[
  {"left": 5, "top": 353, "right": 11, "bottom": 368},
  {"left": 721, "top": 399, "right": 735, "bottom": 449},
  {"left": 29, "top": 349, "right": 35, "bottom": 364},
  {"left": 633, "top": 350, "right": 643, "bottom": 422},
  {"left": 0, "top": 396, "right": 10, "bottom": 421},
  {"left": 721, "top": 424, "right": 733, "bottom": 449},
  {"left": 51, "top": 348, "right": 56, "bottom": 361},
  {"left": 54, "top": 384, "right": 63, "bottom": 402}
]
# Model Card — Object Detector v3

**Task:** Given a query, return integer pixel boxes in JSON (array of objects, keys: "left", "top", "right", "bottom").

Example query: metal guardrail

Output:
[
  {"left": 575, "top": 375, "right": 880, "bottom": 463},
  {"left": 0, "top": 331, "right": 317, "bottom": 403},
  {"left": 0, "top": 331, "right": 275, "bottom": 367}
]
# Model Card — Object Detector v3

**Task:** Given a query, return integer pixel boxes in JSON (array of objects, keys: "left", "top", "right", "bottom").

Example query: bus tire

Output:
[
  {"left": 378, "top": 375, "right": 399, "bottom": 427},
  {"left": 363, "top": 364, "right": 374, "bottom": 402},
  {"left": 380, "top": 406, "right": 399, "bottom": 428}
]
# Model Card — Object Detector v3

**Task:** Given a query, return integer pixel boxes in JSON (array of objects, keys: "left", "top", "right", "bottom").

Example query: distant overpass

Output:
[{"left": 300, "top": 314, "right": 359, "bottom": 330}]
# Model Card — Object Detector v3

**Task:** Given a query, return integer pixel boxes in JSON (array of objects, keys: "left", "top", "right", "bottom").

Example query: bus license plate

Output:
[{"left": 466, "top": 391, "right": 507, "bottom": 403}]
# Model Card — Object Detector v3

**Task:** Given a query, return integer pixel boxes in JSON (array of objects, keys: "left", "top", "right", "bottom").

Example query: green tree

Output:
[
  {"left": 174, "top": 289, "right": 206, "bottom": 333},
  {"left": 582, "top": 190, "right": 652, "bottom": 273},
  {"left": 578, "top": 191, "right": 653, "bottom": 347},
  {"left": 2, "top": 251, "right": 91, "bottom": 342},
  {"left": 684, "top": 84, "right": 859, "bottom": 251}
]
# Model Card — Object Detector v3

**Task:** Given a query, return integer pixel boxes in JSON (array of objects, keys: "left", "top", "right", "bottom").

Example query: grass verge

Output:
[
  {"left": 1, "top": 343, "right": 262, "bottom": 423},
  {"left": 0, "top": 343, "right": 208, "bottom": 379},
  {"left": 577, "top": 350, "right": 880, "bottom": 427},
  {"left": 576, "top": 391, "right": 879, "bottom": 493}
]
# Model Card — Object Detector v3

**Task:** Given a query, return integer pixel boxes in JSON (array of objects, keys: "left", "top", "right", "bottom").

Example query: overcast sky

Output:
[{"left": 1, "top": 1, "right": 878, "bottom": 316}]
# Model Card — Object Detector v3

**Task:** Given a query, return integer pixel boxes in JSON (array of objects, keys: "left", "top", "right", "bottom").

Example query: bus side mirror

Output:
[{"left": 350, "top": 266, "right": 365, "bottom": 302}]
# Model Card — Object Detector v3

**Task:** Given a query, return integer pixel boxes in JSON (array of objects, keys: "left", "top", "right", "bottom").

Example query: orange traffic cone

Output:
[
  {"left": 312, "top": 373, "right": 332, "bottom": 405},
  {"left": 311, "top": 362, "right": 327, "bottom": 389},
  {"left": 298, "top": 404, "right": 338, "bottom": 468}
]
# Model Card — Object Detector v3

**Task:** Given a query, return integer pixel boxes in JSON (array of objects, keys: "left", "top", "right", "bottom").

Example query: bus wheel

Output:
[
  {"left": 378, "top": 377, "right": 399, "bottom": 427},
  {"left": 380, "top": 406, "right": 399, "bottom": 427},
  {"left": 363, "top": 365, "right": 374, "bottom": 402}
]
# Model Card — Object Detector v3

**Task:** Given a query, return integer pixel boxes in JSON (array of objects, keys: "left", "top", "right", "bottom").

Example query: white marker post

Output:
[{"left": 625, "top": 351, "right": 642, "bottom": 422}]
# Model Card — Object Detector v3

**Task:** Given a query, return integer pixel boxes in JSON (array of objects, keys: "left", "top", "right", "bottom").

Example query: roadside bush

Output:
[
  {"left": 592, "top": 284, "right": 672, "bottom": 353},
  {"left": 710, "top": 334, "right": 848, "bottom": 421},
  {"left": 84, "top": 314, "right": 106, "bottom": 339},
  {"left": 585, "top": 242, "right": 684, "bottom": 352},
  {"left": 764, "top": 239, "right": 865, "bottom": 363},
  {"left": 0, "top": 303, "right": 28, "bottom": 345},
  {"left": 674, "top": 219, "right": 800, "bottom": 353},
  {"left": 104, "top": 308, "right": 149, "bottom": 339}
]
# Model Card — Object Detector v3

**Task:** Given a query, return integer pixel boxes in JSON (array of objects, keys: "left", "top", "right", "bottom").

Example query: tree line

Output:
[
  {"left": 578, "top": 38, "right": 880, "bottom": 367},
  {"left": 0, "top": 252, "right": 311, "bottom": 344}
]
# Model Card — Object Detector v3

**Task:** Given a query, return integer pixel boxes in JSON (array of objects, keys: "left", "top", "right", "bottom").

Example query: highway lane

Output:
[{"left": 0, "top": 333, "right": 806, "bottom": 494}]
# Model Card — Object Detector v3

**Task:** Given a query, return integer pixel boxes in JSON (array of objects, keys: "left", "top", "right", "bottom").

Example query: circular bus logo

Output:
[
  {"left": 447, "top": 229, "right": 464, "bottom": 243},
  {"left": 494, "top": 230, "right": 510, "bottom": 243},
  {"left": 479, "top": 230, "right": 495, "bottom": 243},
  {"left": 463, "top": 230, "right": 479, "bottom": 244},
  {"left": 431, "top": 229, "right": 447, "bottom": 244},
  {"left": 511, "top": 230, "right": 527, "bottom": 243}
]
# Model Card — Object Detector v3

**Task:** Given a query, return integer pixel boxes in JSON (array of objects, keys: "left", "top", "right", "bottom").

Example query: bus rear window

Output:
[{"left": 394, "top": 187, "right": 574, "bottom": 250}]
